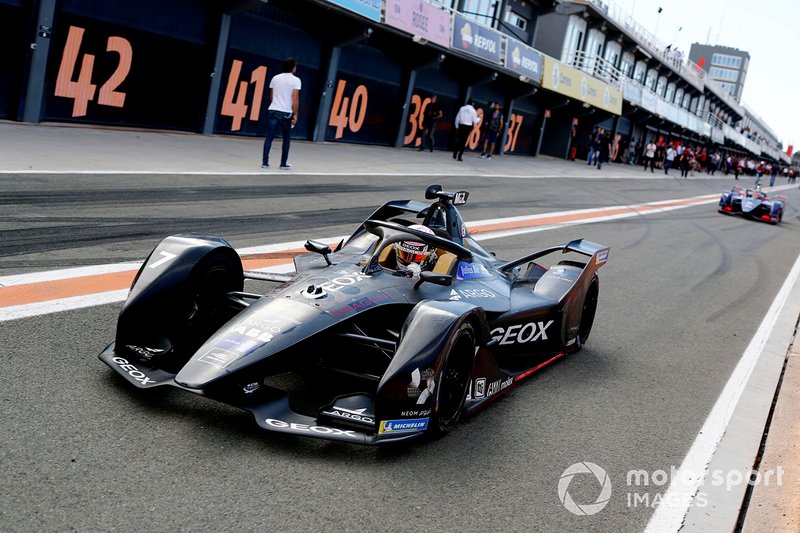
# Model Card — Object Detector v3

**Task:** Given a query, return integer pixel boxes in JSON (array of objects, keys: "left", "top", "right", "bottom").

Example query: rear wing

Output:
[{"left": 499, "top": 239, "right": 609, "bottom": 274}]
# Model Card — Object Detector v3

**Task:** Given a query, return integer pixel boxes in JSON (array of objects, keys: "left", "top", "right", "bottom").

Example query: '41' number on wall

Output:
[
  {"left": 55, "top": 26, "right": 132, "bottom": 117},
  {"left": 220, "top": 60, "right": 267, "bottom": 131}
]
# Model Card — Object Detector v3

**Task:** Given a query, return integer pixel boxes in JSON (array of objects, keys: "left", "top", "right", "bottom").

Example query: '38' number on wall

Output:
[{"left": 55, "top": 26, "right": 132, "bottom": 117}]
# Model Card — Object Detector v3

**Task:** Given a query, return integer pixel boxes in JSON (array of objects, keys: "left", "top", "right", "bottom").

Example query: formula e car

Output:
[
  {"left": 99, "top": 185, "right": 609, "bottom": 444},
  {"left": 718, "top": 185, "right": 785, "bottom": 224}
]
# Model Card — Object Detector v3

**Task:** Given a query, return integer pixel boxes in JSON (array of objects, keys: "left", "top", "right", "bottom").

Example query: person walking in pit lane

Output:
[
  {"left": 664, "top": 144, "right": 677, "bottom": 175},
  {"left": 453, "top": 100, "right": 479, "bottom": 161},
  {"left": 596, "top": 130, "right": 611, "bottom": 170},
  {"left": 480, "top": 103, "right": 504, "bottom": 159},
  {"left": 416, "top": 94, "right": 443, "bottom": 153},
  {"left": 643, "top": 140, "right": 656, "bottom": 172},
  {"left": 262, "top": 57, "right": 301, "bottom": 170}
]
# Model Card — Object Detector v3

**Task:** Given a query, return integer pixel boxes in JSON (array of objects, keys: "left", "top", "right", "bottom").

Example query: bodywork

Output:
[
  {"left": 100, "top": 188, "right": 609, "bottom": 444},
  {"left": 718, "top": 186, "right": 786, "bottom": 224}
]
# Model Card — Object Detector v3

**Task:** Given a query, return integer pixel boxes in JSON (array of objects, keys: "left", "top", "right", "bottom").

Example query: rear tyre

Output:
[
  {"left": 430, "top": 322, "right": 476, "bottom": 435},
  {"left": 574, "top": 277, "right": 599, "bottom": 351}
]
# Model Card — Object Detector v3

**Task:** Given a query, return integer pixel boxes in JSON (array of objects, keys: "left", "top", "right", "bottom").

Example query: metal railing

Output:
[
  {"left": 564, "top": 50, "right": 625, "bottom": 88},
  {"left": 571, "top": 0, "right": 747, "bottom": 117}
]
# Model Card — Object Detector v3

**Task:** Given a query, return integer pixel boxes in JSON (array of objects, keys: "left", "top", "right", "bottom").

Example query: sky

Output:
[{"left": 621, "top": 0, "right": 799, "bottom": 151}]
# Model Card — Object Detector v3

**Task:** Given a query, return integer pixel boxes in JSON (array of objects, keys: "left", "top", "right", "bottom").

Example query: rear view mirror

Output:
[
  {"left": 304, "top": 240, "right": 332, "bottom": 265},
  {"left": 425, "top": 184, "right": 443, "bottom": 199},
  {"left": 414, "top": 271, "right": 453, "bottom": 289}
]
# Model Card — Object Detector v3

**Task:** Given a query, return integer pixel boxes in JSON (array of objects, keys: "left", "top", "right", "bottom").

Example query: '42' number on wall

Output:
[
  {"left": 220, "top": 60, "right": 267, "bottom": 131},
  {"left": 55, "top": 26, "right": 132, "bottom": 117},
  {"left": 329, "top": 80, "right": 368, "bottom": 139}
]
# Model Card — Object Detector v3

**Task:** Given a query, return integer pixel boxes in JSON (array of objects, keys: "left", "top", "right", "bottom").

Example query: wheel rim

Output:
[{"left": 437, "top": 330, "right": 474, "bottom": 426}]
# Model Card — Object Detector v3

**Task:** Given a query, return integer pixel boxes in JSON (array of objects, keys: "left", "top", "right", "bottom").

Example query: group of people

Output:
[
  {"left": 639, "top": 141, "right": 721, "bottom": 178},
  {"left": 583, "top": 133, "right": 798, "bottom": 184},
  {"left": 451, "top": 100, "right": 505, "bottom": 161}
]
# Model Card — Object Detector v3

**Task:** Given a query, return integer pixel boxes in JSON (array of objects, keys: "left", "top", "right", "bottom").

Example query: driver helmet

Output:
[{"left": 395, "top": 225, "right": 435, "bottom": 273}]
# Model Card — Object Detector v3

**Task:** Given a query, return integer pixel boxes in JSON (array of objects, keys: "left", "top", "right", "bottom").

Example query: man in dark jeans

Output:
[
  {"left": 452, "top": 99, "right": 478, "bottom": 161},
  {"left": 417, "top": 95, "right": 443, "bottom": 152},
  {"left": 262, "top": 57, "right": 301, "bottom": 170}
]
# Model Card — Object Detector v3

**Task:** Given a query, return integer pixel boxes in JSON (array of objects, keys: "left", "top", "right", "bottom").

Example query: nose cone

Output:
[{"left": 175, "top": 297, "right": 334, "bottom": 389}]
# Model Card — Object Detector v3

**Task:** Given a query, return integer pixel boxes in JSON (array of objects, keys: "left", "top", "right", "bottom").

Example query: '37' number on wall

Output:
[{"left": 55, "top": 26, "right": 132, "bottom": 117}]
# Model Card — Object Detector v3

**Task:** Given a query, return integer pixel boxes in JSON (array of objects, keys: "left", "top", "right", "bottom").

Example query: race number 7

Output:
[
  {"left": 147, "top": 251, "right": 177, "bottom": 269},
  {"left": 55, "top": 26, "right": 132, "bottom": 117}
]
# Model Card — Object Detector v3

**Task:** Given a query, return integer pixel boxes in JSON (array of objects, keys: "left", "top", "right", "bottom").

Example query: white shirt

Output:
[
  {"left": 666, "top": 148, "right": 677, "bottom": 161},
  {"left": 454, "top": 104, "right": 479, "bottom": 127},
  {"left": 645, "top": 143, "right": 657, "bottom": 158},
  {"left": 268, "top": 72, "right": 302, "bottom": 114}
]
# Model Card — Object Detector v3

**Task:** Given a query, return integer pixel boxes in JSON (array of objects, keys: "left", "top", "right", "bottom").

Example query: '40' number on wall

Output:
[
  {"left": 220, "top": 60, "right": 267, "bottom": 131},
  {"left": 328, "top": 80, "right": 368, "bottom": 139},
  {"left": 55, "top": 26, "right": 132, "bottom": 117}
]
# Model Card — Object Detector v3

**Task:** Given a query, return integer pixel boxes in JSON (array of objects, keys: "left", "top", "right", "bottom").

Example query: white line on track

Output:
[{"left": 644, "top": 251, "right": 800, "bottom": 533}]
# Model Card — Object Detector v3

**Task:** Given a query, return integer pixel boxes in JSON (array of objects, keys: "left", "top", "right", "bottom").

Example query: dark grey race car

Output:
[{"left": 99, "top": 185, "right": 609, "bottom": 444}]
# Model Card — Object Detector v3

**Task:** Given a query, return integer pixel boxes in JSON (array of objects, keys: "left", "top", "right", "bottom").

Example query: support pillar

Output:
[
  {"left": 22, "top": 0, "right": 57, "bottom": 123},
  {"left": 313, "top": 46, "right": 342, "bottom": 142},
  {"left": 202, "top": 14, "right": 231, "bottom": 134},
  {"left": 394, "top": 69, "right": 418, "bottom": 148}
]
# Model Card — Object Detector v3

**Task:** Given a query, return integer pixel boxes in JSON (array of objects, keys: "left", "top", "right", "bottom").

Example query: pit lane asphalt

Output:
[{"left": 1, "top": 172, "right": 799, "bottom": 532}]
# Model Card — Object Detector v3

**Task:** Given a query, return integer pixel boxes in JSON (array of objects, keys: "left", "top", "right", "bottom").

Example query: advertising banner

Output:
[
  {"left": 385, "top": 0, "right": 452, "bottom": 48},
  {"left": 451, "top": 13, "right": 502, "bottom": 64},
  {"left": 623, "top": 80, "right": 642, "bottom": 106},
  {"left": 655, "top": 98, "right": 668, "bottom": 119},
  {"left": 541, "top": 56, "right": 622, "bottom": 115},
  {"left": 504, "top": 42, "right": 543, "bottom": 84},
  {"left": 641, "top": 89, "right": 657, "bottom": 113},
  {"left": 325, "top": 0, "right": 381, "bottom": 22}
]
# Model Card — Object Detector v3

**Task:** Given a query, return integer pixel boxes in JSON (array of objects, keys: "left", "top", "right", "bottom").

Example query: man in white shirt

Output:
[
  {"left": 643, "top": 140, "right": 657, "bottom": 173},
  {"left": 452, "top": 100, "right": 479, "bottom": 161},
  {"left": 262, "top": 57, "right": 301, "bottom": 170},
  {"left": 664, "top": 144, "right": 677, "bottom": 175}
]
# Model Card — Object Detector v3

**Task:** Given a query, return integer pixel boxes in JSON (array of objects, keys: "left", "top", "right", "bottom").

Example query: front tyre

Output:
[
  {"left": 168, "top": 251, "right": 243, "bottom": 361},
  {"left": 430, "top": 322, "right": 476, "bottom": 435}
]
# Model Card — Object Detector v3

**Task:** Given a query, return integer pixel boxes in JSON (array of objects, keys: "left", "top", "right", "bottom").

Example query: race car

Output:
[
  {"left": 718, "top": 185, "right": 786, "bottom": 224},
  {"left": 99, "top": 185, "right": 609, "bottom": 444}
]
